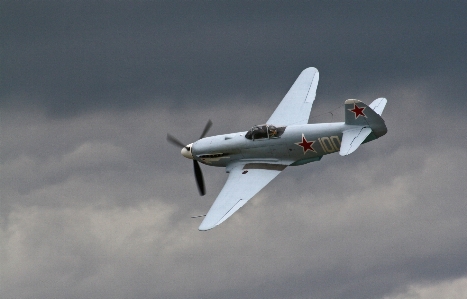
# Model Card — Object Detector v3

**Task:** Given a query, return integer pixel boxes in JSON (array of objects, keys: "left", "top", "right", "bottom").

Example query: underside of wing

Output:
[
  {"left": 198, "top": 162, "right": 287, "bottom": 231},
  {"left": 266, "top": 67, "right": 319, "bottom": 126}
]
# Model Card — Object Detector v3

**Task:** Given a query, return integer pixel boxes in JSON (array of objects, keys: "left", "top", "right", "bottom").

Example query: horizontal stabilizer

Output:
[
  {"left": 340, "top": 127, "right": 372, "bottom": 156},
  {"left": 368, "top": 98, "right": 387, "bottom": 116}
]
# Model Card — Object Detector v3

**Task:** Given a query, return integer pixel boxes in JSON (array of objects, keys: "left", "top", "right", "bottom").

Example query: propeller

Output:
[
  {"left": 166, "top": 119, "right": 212, "bottom": 196},
  {"left": 199, "top": 119, "right": 212, "bottom": 139},
  {"left": 193, "top": 159, "right": 205, "bottom": 195},
  {"left": 166, "top": 134, "right": 187, "bottom": 149}
]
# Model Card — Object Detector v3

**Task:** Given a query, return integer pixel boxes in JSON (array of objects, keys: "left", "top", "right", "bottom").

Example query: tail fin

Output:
[
  {"left": 344, "top": 98, "right": 387, "bottom": 138},
  {"left": 340, "top": 98, "right": 388, "bottom": 156}
]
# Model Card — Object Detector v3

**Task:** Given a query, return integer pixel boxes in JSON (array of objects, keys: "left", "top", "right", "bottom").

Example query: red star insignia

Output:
[
  {"left": 295, "top": 134, "right": 316, "bottom": 154},
  {"left": 349, "top": 104, "right": 366, "bottom": 118}
]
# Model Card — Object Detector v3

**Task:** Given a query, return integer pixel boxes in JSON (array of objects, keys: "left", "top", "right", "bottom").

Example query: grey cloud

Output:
[
  {"left": 3, "top": 144, "right": 466, "bottom": 299},
  {"left": 2, "top": 93, "right": 467, "bottom": 299}
]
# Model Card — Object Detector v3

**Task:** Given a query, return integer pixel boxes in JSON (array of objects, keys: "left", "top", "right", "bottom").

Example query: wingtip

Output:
[
  {"left": 303, "top": 66, "right": 318, "bottom": 73},
  {"left": 198, "top": 224, "right": 215, "bottom": 231},
  {"left": 198, "top": 216, "right": 217, "bottom": 231}
]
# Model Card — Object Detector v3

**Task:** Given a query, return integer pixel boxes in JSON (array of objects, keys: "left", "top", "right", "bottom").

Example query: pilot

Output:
[
  {"left": 253, "top": 126, "right": 266, "bottom": 139},
  {"left": 268, "top": 126, "right": 277, "bottom": 137}
]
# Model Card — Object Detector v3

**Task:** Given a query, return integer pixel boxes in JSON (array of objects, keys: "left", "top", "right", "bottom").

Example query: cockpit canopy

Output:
[{"left": 245, "top": 124, "right": 286, "bottom": 140}]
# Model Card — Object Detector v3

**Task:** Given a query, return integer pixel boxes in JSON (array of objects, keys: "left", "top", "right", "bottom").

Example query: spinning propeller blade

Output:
[
  {"left": 166, "top": 120, "right": 213, "bottom": 196},
  {"left": 193, "top": 160, "right": 206, "bottom": 196},
  {"left": 199, "top": 120, "right": 212, "bottom": 139},
  {"left": 166, "top": 134, "right": 186, "bottom": 149}
]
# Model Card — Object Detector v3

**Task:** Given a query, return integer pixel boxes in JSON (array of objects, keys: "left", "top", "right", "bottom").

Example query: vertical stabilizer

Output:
[{"left": 344, "top": 99, "right": 387, "bottom": 138}]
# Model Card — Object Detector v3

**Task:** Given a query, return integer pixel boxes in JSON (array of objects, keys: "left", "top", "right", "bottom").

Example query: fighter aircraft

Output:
[{"left": 167, "top": 67, "right": 387, "bottom": 231}]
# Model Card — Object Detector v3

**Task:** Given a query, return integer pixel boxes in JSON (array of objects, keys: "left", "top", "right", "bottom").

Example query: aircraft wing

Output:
[
  {"left": 198, "top": 162, "right": 288, "bottom": 231},
  {"left": 266, "top": 67, "right": 319, "bottom": 126}
]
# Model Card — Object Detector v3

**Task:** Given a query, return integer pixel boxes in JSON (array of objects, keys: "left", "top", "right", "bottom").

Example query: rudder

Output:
[{"left": 344, "top": 99, "right": 387, "bottom": 138}]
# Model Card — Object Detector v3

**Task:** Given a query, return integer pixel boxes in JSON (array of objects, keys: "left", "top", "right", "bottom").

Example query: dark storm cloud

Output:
[
  {"left": 2, "top": 2, "right": 467, "bottom": 299},
  {"left": 2, "top": 2, "right": 467, "bottom": 116},
  {"left": 3, "top": 100, "right": 466, "bottom": 299}
]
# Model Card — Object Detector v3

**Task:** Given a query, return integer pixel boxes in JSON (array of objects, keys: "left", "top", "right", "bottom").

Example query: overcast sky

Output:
[{"left": 1, "top": 2, "right": 467, "bottom": 299}]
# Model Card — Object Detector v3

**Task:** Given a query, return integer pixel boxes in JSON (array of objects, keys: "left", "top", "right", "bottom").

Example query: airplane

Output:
[{"left": 167, "top": 67, "right": 387, "bottom": 231}]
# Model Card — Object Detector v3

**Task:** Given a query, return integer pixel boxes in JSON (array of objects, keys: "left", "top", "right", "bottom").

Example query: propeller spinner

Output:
[
  {"left": 181, "top": 143, "right": 193, "bottom": 159},
  {"left": 166, "top": 120, "right": 212, "bottom": 196}
]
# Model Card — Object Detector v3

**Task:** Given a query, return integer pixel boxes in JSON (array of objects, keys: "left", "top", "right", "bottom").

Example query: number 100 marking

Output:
[{"left": 318, "top": 136, "right": 341, "bottom": 153}]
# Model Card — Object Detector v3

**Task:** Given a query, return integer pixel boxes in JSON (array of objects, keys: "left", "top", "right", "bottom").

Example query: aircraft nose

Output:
[{"left": 181, "top": 143, "right": 194, "bottom": 159}]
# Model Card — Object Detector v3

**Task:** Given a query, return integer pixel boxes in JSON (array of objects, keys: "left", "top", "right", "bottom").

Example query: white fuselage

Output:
[{"left": 190, "top": 122, "right": 377, "bottom": 168}]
